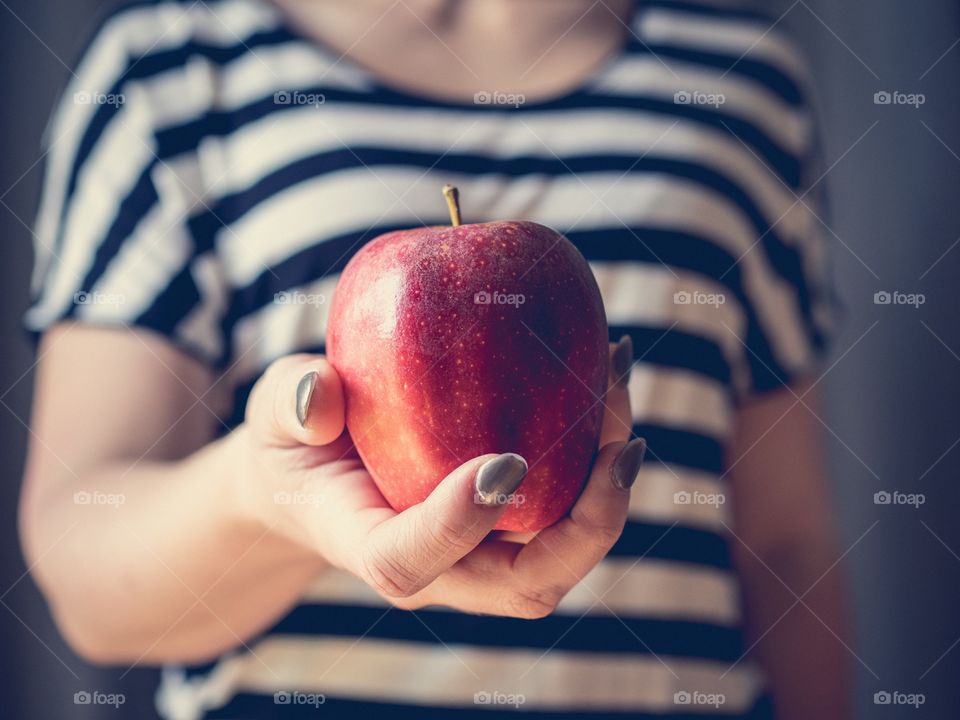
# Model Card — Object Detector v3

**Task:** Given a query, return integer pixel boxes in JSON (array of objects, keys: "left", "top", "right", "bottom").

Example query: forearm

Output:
[
  {"left": 20, "top": 427, "right": 324, "bottom": 665},
  {"left": 738, "top": 541, "right": 853, "bottom": 720}
]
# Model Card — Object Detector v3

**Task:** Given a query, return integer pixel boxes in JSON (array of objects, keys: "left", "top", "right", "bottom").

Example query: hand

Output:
[{"left": 237, "top": 336, "right": 644, "bottom": 618}]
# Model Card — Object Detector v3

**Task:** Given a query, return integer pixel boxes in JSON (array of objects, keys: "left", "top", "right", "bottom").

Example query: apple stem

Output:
[{"left": 442, "top": 184, "right": 462, "bottom": 227}]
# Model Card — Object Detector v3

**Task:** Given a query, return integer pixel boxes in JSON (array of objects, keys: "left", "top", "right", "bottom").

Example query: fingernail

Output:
[
  {"left": 475, "top": 453, "right": 528, "bottom": 506},
  {"left": 296, "top": 371, "right": 319, "bottom": 428},
  {"left": 612, "top": 335, "right": 633, "bottom": 387},
  {"left": 611, "top": 438, "right": 646, "bottom": 490}
]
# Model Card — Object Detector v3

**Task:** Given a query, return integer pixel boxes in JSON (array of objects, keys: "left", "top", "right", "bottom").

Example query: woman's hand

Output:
[{"left": 239, "top": 337, "right": 644, "bottom": 618}]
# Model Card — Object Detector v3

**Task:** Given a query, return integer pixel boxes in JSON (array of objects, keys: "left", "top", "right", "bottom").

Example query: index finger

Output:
[
  {"left": 396, "top": 437, "right": 646, "bottom": 617},
  {"left": 512, "top": 436, "right": 645, "bottom": 586},
  {"left": 601, "top": 334, "right": 635, "bottom": 446},
  {"left": 490, "top": 335, "right": 634, "bottom": 546}
]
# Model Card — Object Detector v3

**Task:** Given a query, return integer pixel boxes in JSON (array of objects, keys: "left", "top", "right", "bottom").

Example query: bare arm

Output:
[
  {"left": 728, "top": 381, "right": 853, "bottom": 720},
  {"left": 20, "top": 324, "right": 643, "bottom": 665},
  {"left": 19, "top": 325, "right": 324, "bottom": 664}
]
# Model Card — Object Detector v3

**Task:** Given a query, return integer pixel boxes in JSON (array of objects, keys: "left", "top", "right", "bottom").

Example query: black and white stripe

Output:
[{"left": 26, "top": 1, "right": 833, "bottom": 718}]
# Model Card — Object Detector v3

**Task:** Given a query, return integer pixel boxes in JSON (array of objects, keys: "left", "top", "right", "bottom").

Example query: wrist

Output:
[
  {"left": 218, "top": 426, "right": 327, "bottom": 567},
  {"left": 217, "top": 426, "right": 273, "bottom": 531}
]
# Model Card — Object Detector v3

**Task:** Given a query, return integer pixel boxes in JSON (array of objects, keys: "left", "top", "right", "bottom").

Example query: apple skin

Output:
[{"left": 326, "top": 220, "right": 608, "bottom": 532}]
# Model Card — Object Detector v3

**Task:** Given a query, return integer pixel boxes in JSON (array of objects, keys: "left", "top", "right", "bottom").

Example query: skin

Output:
[
  {"left": 20, "top": 2, "right": 852, "bottom": 718},
  {"left": 270, "top": 0, "right": 638, "bottom": 104},
  {"left": 21, "top": 325, "right": 636, "bottom": 663},
  {"left": 728, "top": 385, "right": 852, "bottom": 720}
]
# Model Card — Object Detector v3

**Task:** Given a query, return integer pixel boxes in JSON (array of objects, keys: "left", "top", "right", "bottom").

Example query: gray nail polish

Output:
[
  {"left": 612, "top": 335, "right": 634, "bottom": 387},
  {"left": 475, "top": 453, "right": 528, "bottom": 506},
  {"left": 611, "top": 438, "right": 646, "bottom": 490},
  {"left": 296, "top": 371, "right": 319, "bottom": 428}
]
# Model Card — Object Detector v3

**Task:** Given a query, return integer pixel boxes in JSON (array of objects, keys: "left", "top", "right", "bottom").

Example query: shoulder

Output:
[
  {"left": 632, "top": 0, "right": 816, "bottom": 108},
  {"left": 80, "top": 0, "right": 283, "bottom": 64},
  {"left": 48, "top": 0, "right": 288, "bottom": 138},
  {"left": 608, "top": 0, "right": 820, "bottom": 189}
]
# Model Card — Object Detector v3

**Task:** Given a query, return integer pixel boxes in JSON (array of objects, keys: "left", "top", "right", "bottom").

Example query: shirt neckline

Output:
[{"left": 270, "top": 1, "right": 641, "bottom": 111}]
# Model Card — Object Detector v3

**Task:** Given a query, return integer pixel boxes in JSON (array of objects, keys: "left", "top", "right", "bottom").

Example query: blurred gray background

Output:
[{"left": 1, "top": 1, "right": 958, "bottom": 718}]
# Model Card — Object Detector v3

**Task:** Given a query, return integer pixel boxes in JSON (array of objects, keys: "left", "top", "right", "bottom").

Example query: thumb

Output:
[
  {"left": 358, "top": 453, "right": 528, "bottom": 598},
  {"left": 246, "top": 354, "right": 345, "bottom": 447}
]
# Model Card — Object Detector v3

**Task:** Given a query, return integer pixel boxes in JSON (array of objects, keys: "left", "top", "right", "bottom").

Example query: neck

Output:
[{"left": 271, "top": 0, "right": 635, "bottom": 102}]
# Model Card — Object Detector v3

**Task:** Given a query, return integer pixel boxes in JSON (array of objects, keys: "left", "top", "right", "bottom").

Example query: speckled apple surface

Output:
[{"left": 327, "top": 220, "right": 608, "bottom": 532}]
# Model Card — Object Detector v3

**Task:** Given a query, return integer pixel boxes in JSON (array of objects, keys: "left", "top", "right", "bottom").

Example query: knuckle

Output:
[
  {"left": 358, "top": 547, "right": 421, "bottom": 599},
  {"left": 419, "top": 513, "right": 473, "bottom": 556},
  {"left": 388, "top": 594, "right": 426, "bottom": 612},
  {"left": 245, "top": 377, "right": 268, "bottom": 425},
  {"left": 246, "top": 359, "right": 288, "bottom": 424},
  {"left": 507, "top": 586, "right": 564, "bottom": 620},
  {"left": 262, "top": 356, "right": 292, "bottom": 387},
  {"left": 568, "top": 505, "right": 626, "bottom": 550}
]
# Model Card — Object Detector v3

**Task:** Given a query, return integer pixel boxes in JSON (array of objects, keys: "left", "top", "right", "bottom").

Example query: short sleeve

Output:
[
  {"left": 24, "top": 11, "right": 230, "bottom": 368},
  {"left": 733, "top": 53, "right": 839, "bottom": 400}
]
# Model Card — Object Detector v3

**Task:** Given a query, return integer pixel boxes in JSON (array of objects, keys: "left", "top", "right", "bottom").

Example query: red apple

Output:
[{"left": 327, "top": 186, "right": 608, "bottom": 532}]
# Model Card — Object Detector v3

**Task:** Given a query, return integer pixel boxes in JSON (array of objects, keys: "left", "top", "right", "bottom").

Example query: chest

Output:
[{"left": 204, "top": 119, "right": 751, "bottom": 440}]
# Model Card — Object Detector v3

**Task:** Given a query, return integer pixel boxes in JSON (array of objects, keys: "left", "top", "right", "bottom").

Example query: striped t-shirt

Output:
[{"left": 26, "top": 0, "right": 834, "bottom": 717}]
